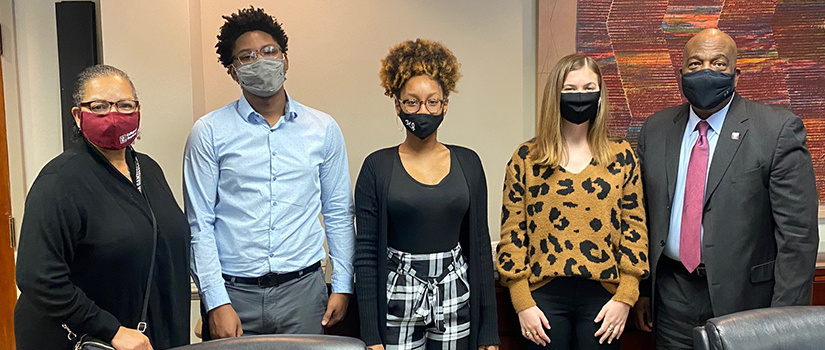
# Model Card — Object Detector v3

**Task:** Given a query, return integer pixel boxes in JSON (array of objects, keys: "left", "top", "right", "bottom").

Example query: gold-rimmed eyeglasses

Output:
[{"left": 397, "top": 98, "right": 446, "bottom": 114}]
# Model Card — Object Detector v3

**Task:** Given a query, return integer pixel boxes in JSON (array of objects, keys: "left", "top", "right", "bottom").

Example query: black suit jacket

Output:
[{"left": 637, "top": 94, "right": 819, "bottom": 316}]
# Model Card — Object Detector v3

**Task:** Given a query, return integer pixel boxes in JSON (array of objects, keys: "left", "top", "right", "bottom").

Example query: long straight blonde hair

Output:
[{"left": 533, "top": 53, "right": 612, "bottom": 167}]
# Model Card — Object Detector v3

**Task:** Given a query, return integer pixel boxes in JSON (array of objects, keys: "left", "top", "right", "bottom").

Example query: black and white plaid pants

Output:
[{"left": 385, "top": 244, "right": 471, "bottom": 350}]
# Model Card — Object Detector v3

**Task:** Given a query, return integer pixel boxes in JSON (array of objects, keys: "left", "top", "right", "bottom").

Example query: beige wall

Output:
[
  {"left": 1, "top": 1, "right": 536, "bottom": 339},
  {"left": 190, "top": 0, "right": 537, "bottom": 237},
  {"left": 98, "top": 0, "right": 196, "bottom": 205},
  {"left": 2, "top": 0, "right": 539, "bottom": 243}
]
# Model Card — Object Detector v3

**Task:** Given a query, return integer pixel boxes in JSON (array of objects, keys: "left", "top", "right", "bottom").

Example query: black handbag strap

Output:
[
  {"left": 133, "top": 149, "right": 157, "bottom": 333},
  {"left": 61, "top": 148, "right": 159, "bottom": 342}
]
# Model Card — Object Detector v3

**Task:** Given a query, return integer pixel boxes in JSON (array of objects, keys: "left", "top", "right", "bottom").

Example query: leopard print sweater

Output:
[{"left": 496, "top": 139, "right": 649, "bottom": 312}]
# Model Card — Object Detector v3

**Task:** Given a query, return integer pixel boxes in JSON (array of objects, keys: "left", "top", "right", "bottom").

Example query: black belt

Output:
[
  {"left": 223, "top": 261, "right": 321, "bottom": 288},
  {"left": 660, "top": 255, "right": 706, "bottom": 277}
]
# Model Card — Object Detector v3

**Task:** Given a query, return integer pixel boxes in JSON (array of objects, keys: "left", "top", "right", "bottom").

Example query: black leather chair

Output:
[
  {"left": 170, "top": 335, "right": 367, "bottom": 350},
  {"left": 693, "top": 306, "right": 825, "bottom": 350}
]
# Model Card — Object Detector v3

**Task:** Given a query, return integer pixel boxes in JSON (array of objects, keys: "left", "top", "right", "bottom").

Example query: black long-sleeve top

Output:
[
  {"left": 14, "top": 141, "right": 190, "bottom": 349},
  {"left": 354, "top": 145, "right": 500, "bottom": 348}
]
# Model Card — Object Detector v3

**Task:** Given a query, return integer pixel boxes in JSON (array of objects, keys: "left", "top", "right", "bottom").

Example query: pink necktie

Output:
[{"left": 680, "top": 121, "right": 709, "bottom": 272}]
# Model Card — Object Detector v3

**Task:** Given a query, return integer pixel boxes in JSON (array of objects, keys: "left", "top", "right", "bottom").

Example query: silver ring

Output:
[
  {"left": 524, "top": 331, "right": 532, "bottom": 337},
  {"left": 607, "top": 325, "right": 615, "bottom": 332}
]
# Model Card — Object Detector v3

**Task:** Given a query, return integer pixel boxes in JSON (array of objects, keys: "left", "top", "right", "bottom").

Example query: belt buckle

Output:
[
  {"left": 258, "top": 273, "right": 278, "bottom": 288},
  {"left": 695, "top": 265, "right": 707, "bottom": 277}
]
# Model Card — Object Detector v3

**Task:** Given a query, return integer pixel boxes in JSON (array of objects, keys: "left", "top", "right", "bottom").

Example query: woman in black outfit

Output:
[
  {"left": 354, "top": 39, "right": 499, "bottom": 350},
  {"left": 14, "top": 65, "right": 190, "bottom": 350}
]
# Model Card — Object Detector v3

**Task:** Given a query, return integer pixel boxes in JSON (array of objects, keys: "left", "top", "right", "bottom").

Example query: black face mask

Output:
[
  {"left": 398, "top": 111, "right": 444, "bottom": 140},
  {"left": 681, "top": 69, "right": 736, "bottom": 110},
  {"left": 560, "top": 91, "right": 600, "bottom": 125}
]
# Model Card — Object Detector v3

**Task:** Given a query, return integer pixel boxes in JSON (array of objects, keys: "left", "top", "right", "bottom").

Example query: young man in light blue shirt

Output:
[{"left": 184, "top": 6, "right": 354, "bottom": 340}]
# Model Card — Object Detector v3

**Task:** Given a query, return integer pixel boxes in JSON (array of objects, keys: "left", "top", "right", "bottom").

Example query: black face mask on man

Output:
[
  {"left": 680, "top": 69, "right": 735, "bottom": 110},
  {"left": 559, "top": 91, "right": 600, "bottom": 125},
  {"left": 398, "top": 111, "right": 444, "bottom": 140}
]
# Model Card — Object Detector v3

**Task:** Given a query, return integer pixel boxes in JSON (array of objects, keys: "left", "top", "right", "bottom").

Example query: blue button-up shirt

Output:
[
  {"left": 184, "top": 93, "right": 355, "bottom": 311},
  {"left": 664, "top": 98, "right": 732, "bottom": 261}
]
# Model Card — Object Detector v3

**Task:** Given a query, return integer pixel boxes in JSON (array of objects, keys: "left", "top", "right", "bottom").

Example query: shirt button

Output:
[
  {"left": 270, "top": 253, "right": 275, "bottom": 257},
  {"left": 271, "top": 201, "right": 276, "bottom": 206},
  {"left": 659, "top": 240, "right": 666, "bottom": 247},
  {"left": 271, "top": 176, "right": 276, "bottom": 181}
]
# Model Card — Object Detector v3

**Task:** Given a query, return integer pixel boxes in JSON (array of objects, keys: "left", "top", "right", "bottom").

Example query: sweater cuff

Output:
[
  {"left": 94, "top": 311, "right": 122, "bottom": 343},
  {"left": 612, "top": 274, "right": 641, "bottom": 306},
  {"left": 361, "top": 329, "right": 382, "bottom": 348},
  {"left": 508, "top": 278, "right": 536, "bottom": 313},
  {"left": 478, "top": 332, "right": 501, "bottom": 347}
]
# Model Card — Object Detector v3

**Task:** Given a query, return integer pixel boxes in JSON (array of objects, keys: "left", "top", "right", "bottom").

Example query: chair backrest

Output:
[
  {"left": 693, "top": 324, "right": 710, "bottom": 350},
  {"left": 169, "top": 335, "right": 367, "bottom": 350},
  {"left": 692, "top": 306, "right": 825, "bottom": 350}
]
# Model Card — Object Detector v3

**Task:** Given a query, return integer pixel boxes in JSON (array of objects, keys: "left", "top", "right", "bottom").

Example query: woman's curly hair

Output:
[
  {"left": 379, "top": 39, "right": 461, "bottom": 99},
  {"left": 216, "top": 6, "right": 288, "bottom": 67}
]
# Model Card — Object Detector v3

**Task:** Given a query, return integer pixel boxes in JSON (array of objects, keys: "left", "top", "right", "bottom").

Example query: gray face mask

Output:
[{"left": 234, "top": 57, "right": 286, "bottom": 97}]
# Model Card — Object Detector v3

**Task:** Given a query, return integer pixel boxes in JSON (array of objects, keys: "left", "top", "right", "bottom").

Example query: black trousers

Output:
[
  {"left": 654, "top": 256, "right": 714, "bottom": 350},
  {"left": 527, "top": 277, "right": 620, "bottom": 350}
]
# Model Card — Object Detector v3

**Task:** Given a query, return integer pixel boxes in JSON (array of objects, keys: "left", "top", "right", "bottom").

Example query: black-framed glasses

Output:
[
  {"left": 233, "top": 44, "right": 282, "bottom": 65},
  {"left": 397, "top": 98, "right": 446, "bottom": 114},
  {"left": 79, "top": 99, "right": 140, "bottom": 115}
]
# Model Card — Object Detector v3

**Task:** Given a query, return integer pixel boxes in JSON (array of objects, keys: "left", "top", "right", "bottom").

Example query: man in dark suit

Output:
[{"left": 631, "top": 28, "right": 819, "bottom": 349}]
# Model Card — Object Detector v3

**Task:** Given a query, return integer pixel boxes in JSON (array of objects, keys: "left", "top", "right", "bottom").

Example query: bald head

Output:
[
  {"left": 680, "top": 28, "right": 740, "bottom": 116},
  {"left": 682, "top": 28, "right": 738, "bottom": 73}
]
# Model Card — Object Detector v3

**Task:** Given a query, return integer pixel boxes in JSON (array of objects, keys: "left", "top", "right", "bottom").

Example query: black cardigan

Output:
[
  {"left": 354, "top": 145, "right": 500, "bottom": 347},
  {"left": 14, "top": 142, "right": 191, "bottom": 349}
]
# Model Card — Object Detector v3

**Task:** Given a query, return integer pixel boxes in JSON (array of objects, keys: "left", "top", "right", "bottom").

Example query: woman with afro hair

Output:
[{"left": 354, "top": 39, "right": 500, "bottom": 350}]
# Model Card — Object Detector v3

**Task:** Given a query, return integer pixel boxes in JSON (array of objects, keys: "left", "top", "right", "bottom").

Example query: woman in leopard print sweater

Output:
[{"left": 496, "top": 54, "right": 649, "bottom": 349}]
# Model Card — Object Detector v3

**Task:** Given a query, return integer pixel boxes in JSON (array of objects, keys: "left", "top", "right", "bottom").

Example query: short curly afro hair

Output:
[
  {"left": 379, "top": 39, "right": 461, "bottom": 99},
  {"left": 216, "top": 6, "right": 288, "bottom": 67}
]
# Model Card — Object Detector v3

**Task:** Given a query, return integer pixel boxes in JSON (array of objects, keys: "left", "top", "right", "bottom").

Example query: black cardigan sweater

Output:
[
  {"left": 354, "top": 145, "right": 500, "bottom": 347},
  {"left": 14, "top": 142, "right": 190, "bottom": 349}
]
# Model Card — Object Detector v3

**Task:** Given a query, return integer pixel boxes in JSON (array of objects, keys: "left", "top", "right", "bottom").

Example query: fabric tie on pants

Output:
[
  {"left": 413, "top": 278, "right": 445, "bottom": 331},
  {"left": 387, "top": 245, "right": 465, "bottom": 332},
  {"left": 680, "top": 120, "right": 710, "bottom": 272}
]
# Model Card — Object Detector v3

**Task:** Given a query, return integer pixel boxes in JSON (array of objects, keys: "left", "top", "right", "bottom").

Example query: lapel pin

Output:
[{"left": 731, "top": 132, "right": 740, "bottom": 140}]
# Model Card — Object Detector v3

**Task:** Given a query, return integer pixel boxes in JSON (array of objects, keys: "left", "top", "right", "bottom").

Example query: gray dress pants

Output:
[{"left": 201, "top": 267, "right": 328, "bottom": 339}]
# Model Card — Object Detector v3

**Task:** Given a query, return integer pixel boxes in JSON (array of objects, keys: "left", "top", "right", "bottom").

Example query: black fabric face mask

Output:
[
  {"left": 681, "top": 69, "right": 736, "bottom": 110},
  {"left": 560, "top": 91, "right": 600, "bottom": 125},
  {"left": 398, "top": 111, "right": 444, "bottom": 140}
]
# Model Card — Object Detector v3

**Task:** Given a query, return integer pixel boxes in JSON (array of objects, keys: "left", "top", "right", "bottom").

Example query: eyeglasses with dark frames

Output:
[{"left": 79, "top": 99, "right": 140, "bottom": 115}]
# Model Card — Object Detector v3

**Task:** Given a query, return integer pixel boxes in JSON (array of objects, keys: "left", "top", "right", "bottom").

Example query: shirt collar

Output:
[
  {"left": 687, "top": 95, "right": 733, "bottom": 135},
  {"left": 236, "top": 91, "right": 299, "bottom": 124}
]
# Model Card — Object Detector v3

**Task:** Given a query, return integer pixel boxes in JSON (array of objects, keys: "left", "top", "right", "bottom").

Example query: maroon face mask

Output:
[{"left": 79, "top": 111, "right": 140, "bottom": 150}]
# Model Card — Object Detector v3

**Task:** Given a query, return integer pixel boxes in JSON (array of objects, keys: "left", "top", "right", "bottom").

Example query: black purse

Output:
[
  {"left": 63, "top": 152, "right": 158, "bottom": 350},
  {"left": 70, "top": 334, "right": 117, "bottom": 350}
]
